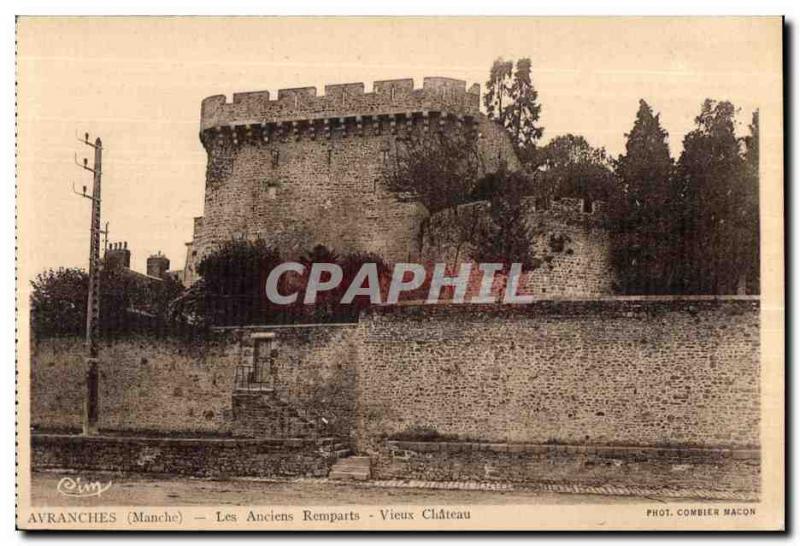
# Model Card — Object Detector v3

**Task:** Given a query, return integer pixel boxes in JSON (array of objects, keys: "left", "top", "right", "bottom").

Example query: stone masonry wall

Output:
[
  {"left": 30, "top": 324, "right": 360, "bottom": 437},
  {"left": 523, "top": 198, "right": 614, "bottom": 296},
  {"left": 31, "top": 299, "right": 759, "bottom": 454},
  {"left": 30, "top": 336, "right": 238, "bottom": 434},
  {"left": 356, "top": 298, "right": 760, "bottom": 451},
  {"left": 230, "top": 325, "right": 361, "bottom": 439},
  {"left": 197, "top": 131, "right": 429, "bottom": 262},
  {"left": 376, "top": 440, "right": 760, "bottom": 493},
  {"left": 32, "top": 434, "right": 335, "bottom": 478},
  {"left": 422, "top": 197, "right": 614, "bottom": 298}
]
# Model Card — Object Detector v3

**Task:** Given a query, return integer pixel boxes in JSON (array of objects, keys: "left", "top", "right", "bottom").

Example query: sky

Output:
[{"left": 16, "top": 17, "right": 781, "bottom": 278}]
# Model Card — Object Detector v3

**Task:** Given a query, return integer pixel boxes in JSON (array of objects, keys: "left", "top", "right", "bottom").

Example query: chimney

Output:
[
  {"left": 147, "top": 252, "right": 170, "bottom": 279},
  {"left": 104, "top": 241, "right": 131, "bottom": 269}
]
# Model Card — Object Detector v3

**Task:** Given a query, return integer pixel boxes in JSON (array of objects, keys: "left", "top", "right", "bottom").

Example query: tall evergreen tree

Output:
[
  {"left": 609, "top": 100, "right": 675, "bottom": 294},
  {"left": 483, "top": 58, "right": 514, "bottom": 124},
  {"left": 672, "top": 99, "right": 755, "bottom": 294},
  {"left": 506, "top": 58, "right": 544, "bottom": 154},
  {"left": 484, "top": 57, "right": 544, "bottom": 158},
  {"left": 744, "top": 110, "right": 760, "bottom": 170},
  {"left": 739, "top": 110, "right": 760, "bottom": 293}
]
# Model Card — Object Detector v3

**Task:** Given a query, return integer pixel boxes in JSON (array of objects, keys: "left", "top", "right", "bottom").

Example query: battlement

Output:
[
  {"left": 200, "top": 77, "right": 481, "bottom": 134},
  {"left": 448, "top": 197, "right": 607, "bottom": 224},
  {"left": 526, "top": 196, "right": 606, "bottom": 216}
]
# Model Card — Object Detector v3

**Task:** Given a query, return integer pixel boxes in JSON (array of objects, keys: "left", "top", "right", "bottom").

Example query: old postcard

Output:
[{"left": 15, "top": 16, "right": 784, "bottom": 531}]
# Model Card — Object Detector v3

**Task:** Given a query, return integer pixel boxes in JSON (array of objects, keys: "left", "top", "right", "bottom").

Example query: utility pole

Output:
[
  {"left": 99, "top": 219, "right": 110, "bottom": 285},
  {"left": 101, "top": 221, "right": 110, "bottom": 253},
  {"left": 73, "top": 132, "right": 103, "bottom": 436}
]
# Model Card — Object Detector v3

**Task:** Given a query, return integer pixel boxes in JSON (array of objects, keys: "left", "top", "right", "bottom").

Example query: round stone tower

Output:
[{"left": 189, "top": 77, "right": 518, "bottom": 271}]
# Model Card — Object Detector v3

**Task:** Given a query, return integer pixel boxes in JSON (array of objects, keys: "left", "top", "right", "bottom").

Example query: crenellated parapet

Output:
[
  {"left": 523, "top": 196, "right": 608, "bottom": 228},
  {"left": 199, "top": 77, "right": 481, "bottom": 147},
  {"left": 425, "top": 197, "right": 608, "bottom": 243}
]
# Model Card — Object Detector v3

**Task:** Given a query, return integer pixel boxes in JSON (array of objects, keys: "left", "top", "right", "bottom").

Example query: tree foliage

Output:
[
  {"left": 608, "top": 100, "right": 675, "bottom": 293},
  {"left": 30, "top": 263, "right": 184, "bottom": 338},
  {"left": 608, "top": 99, "right": 760, "bottom": 295},
  {"left": 484, "top": 57, "right": 544, "bottom": 156},
  {"left": 471, "top": 167, "right": 538, "bottom": 269},
  {"left": 741, "top": 110, "right": 760, "bottom": 293},
  {"left": 182, "top": 240, "right": 393, "bottom": 326},
  {"left": 385, "top": 131, "right": 480, "bottom": 214},
  {"left": 190, "top": 238, "right": 284, "bottom": 326},
  {"left": 483, "top": 58, "right": 513, "bottom": 123},
  {"left": 30, "top": 268, "right": 88, "bottom": 337},
  {"left": 530, "top": 134, "right": 618, "bottom": 205},
  {"left": 668, "top": 100, "right": 759, "bottom": 294}
]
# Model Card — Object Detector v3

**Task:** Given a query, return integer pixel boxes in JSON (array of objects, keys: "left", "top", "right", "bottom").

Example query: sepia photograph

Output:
[{"left": 14, "top": 16, "right": 784, "bottom": 531}]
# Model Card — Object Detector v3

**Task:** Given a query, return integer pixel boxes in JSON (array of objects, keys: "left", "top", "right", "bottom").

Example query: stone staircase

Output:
[
  {"left": 330, "top": 439, "right": 352, "bottom": 459},
  {"left": 231, "top": 390, "right": 326, "bottom": 438},
  {"left": 230, "top": 382, "right": 355, "bottom": 471},
  {"left": 328, "top": 455, "right": 372, "bottom": 481}
]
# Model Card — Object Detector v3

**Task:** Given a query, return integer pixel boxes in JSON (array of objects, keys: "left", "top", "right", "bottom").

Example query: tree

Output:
[
  {"left": 298, "top": 245, "right": 393, "bottom": 313},
  {"left": 740, "top": 109, "right": 760, "bottom": 293},
  {"left": 30, "top": 268, "right": 88, "bottom": 337},
  {"left": 506, "top": 58, "right": 544, "bottom": 154},
  {"left": 608, "top": 100, "right": 676, "bottom": 294},
  {"left": 484, "top": 57, "right": 544, "bottom": 157},
  {"left": 483, "top": 58, "right": 514, "bottom": 124},
  {"left": 193, "top": 238, "right": 285, "bottom": 326},
  {"left": 531, "top": 134, "right": 618, "bottom": 205},
  {"left": 30, "top": 265, "right": 184, "bottom": 338},
  {"left": 299, "top": 245, "right": 342, "bottom": 321},
  {"left": 385, "top": 130, "right": 480, "bottom": 214},
  {"left": 188, "top": 240, "right": 394, "bottom": 326},
  {"left": 671, "top": 99, "right": 757, "bottom": 294},
  {"left": 471, "top": 167, "right": 538, "bottom": 269},
  {"left": 337, "top": 251, "right": 393, "bottom": 307},
  {"left": 744, "top": 110, "right": 759, "bottom": 171}
]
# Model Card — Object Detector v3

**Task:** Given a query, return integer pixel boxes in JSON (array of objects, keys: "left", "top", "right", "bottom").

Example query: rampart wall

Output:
[
  {"left": 356, "top": 298, "right": 759, "bottom": 451},
  {"left": 32, "top": 298, "right": 759, "bottom": 454},
  {"left": 30, "top": 325, "right": 359, "bottom": 437}
]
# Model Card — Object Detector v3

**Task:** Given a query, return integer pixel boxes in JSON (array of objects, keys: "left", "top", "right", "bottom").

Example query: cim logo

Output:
[{"left": 56, "top": 476, "right": 112, "bottom": 498}]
